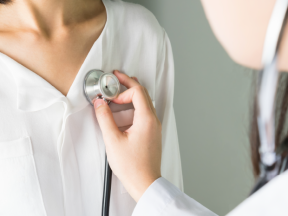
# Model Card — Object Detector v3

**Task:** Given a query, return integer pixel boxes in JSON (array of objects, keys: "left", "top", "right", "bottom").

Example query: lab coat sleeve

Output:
[
  {"left": 154, "top": 30, "right": 183, "bottom": 190},
  {"left": 132, "top": 177, "right": 217, "bottom": 216}
]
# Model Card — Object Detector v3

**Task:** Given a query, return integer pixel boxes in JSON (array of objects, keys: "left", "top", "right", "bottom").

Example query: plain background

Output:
[{"left": 124, "top": 0, "right": 255, "bottom": 215}]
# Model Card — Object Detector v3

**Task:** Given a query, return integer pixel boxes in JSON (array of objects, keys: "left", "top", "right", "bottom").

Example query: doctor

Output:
[{"left": 94, "top": 0, "right": 288, "bottom": 215}]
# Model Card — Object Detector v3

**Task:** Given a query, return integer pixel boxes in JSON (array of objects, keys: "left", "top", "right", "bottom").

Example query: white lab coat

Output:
[
  {"left": 132, "top": 170, "right": 288, "bottom": 216},
  {"left": 0, "top": 0, "right": 183, "bottom": 215}
]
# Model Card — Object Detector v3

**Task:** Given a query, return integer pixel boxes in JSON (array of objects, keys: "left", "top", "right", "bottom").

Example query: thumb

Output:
[{"left": 94, "top": 99, "right": 122, "bottom": 140}]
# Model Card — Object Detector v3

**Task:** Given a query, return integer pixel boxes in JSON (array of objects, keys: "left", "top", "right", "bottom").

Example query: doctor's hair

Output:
[
  {"left": 0, "top": 0, "right": 11, "bottom": 4},
  {"left": 250, "top": 72, "right": 288, "bottom": 177}
]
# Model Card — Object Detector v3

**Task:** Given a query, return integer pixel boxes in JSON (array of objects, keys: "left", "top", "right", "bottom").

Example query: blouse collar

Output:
[
  {"left": 0, "top": 53, "right": 66, "bottom": 112},
  {"left": 0, "top": 0, "right": 110, "bottom": 114},
  {"left": 0, "top": 26, "right": 104, "bottom": 114}
]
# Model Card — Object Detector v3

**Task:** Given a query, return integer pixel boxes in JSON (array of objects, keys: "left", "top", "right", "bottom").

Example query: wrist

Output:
[{"left": 127, "top": 174, "right": 161, "bottom": 202}]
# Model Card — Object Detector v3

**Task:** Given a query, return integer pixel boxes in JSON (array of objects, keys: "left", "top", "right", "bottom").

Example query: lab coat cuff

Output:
[{"left": 132, "top": 177, "right": 182, "bottom": 216}]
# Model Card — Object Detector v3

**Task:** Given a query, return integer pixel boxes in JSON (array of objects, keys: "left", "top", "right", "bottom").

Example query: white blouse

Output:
[{"left": 0, "top": 1, "right": 183, "bottom": 216}]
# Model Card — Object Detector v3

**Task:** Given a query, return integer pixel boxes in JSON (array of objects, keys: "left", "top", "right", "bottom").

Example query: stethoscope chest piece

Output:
[{"left": 84, "top": 69, "right": 120, "bottom": 105}]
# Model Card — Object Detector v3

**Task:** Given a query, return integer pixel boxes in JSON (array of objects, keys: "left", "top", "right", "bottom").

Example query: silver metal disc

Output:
[
  {"left": 99, "top": 73, "right": 120, "bottom": 100},
  {"left": 83, "top": 69, "right": 120, "bottom": 105}
]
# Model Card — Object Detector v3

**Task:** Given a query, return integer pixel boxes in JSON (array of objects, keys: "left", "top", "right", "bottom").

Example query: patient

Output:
[{"left": 0, "top": 0, "right": 182, "bottom": 215}]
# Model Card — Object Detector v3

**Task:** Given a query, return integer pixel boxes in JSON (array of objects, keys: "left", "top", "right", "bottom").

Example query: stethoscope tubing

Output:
[
  {"left": 250, "top": 0, "right": 288, "bottom": 195},
  {"left": 101, "top": 153, "right": 112, "bottom": 216}
]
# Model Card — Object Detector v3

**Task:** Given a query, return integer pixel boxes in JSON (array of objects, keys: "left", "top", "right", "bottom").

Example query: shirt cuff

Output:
[{"left": 132, "top": 177, "right": 182, "bottom": 216}]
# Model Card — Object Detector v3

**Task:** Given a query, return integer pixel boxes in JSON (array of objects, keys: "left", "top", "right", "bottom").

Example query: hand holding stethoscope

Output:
[
  {"left": 93, "top": 70, "right": 162, "bottom": 202},
  {"left": 83, "top": 69, "right": 161, "bottom": 215}
]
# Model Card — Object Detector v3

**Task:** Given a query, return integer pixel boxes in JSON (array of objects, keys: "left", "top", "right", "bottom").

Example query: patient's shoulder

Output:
[
  {"left": 109, "top": 1, "right": 164, "bottom": 39},
  {"left": 122, "top": 1, "right": 160, "bottom": 29}
]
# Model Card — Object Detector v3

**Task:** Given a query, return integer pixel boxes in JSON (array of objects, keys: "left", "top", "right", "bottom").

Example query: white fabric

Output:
[
  {"left": 0, "top": 1, "right": 183, "bottom": 215},
  {"left": 133, "top": 177, "right": 217, "bottom": 216},
  {"left": 227, "top": 170, "right": 288, "bottom": 216},
  {"left": 134, "top": 171, "right": 288, "bottom": 216}
]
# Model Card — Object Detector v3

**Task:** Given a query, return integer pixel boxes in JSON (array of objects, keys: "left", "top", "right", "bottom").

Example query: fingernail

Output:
[
  {"left": 113, "top": 70, "right": 121, "bottom": 74},
  {"left": 94, "top": 99, "right": 106, "bottom": 109},
  {"left": 131, "top": 77, "right": 139, "bottom": 83}
]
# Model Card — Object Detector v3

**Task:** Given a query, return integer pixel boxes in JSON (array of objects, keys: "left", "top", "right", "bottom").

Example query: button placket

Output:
[{"left": 56, "top": 101, "right": 84, "bottom": 216}]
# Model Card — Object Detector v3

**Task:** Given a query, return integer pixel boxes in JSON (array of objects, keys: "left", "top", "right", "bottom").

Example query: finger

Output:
[
  {"left": 113, "top": 70, "right": 140, "bottom": 89},
  {"left": 113, "top": 71, "right": 155, "bottom": 115},
  {"left": 112, "top": 86, "right": 153, "bottom": 115},
  {"left": 143, "top": 87, "right": 157, "bottom": 116},
  {"left": 131, "top": 76, "right": 139, "bottom": 83},
  {"left": 94, "top": 99, "right": 122, "bottom": 140}
]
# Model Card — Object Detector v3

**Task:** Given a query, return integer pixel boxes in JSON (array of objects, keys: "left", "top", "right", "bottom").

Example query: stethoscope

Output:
[
  {"left": 250, "top": 0, "right": 288, "bottom": 194},
  {"left": 83, "top": 69, "right": 121, "bottom": 216}
]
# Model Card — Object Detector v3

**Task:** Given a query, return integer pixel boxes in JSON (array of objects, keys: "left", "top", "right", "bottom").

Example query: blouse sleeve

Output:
[
  {"left": 154, "top": 30, "right": 183, "bottom": 190},
  {"left": 132, "top": 177, "right": 217, "bottom": 216}
]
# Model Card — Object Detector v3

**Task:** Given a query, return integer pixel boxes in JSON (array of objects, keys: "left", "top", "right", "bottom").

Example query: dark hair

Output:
[
  {"left": 250, "top": 72, "right": 288, "bottom": 176},
  {"left": 0, "top": 0, "right": 11, "bottom": 4}
]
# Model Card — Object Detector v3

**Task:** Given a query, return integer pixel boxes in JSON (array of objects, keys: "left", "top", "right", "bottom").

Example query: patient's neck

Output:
[
  {"left": 0, "top": 0, "right": 106, "bottom": 96},
  {"left": 0, "top": 0, "right": 104, "bottom": 38}
]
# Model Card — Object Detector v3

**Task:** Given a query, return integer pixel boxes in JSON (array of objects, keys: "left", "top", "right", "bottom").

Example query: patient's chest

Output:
[
  {"left": 0, "top": 41, "right": 137, "bottom": 215},
  {"left": 0, "top": 80, "right": 136, "bottom": 216}
]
